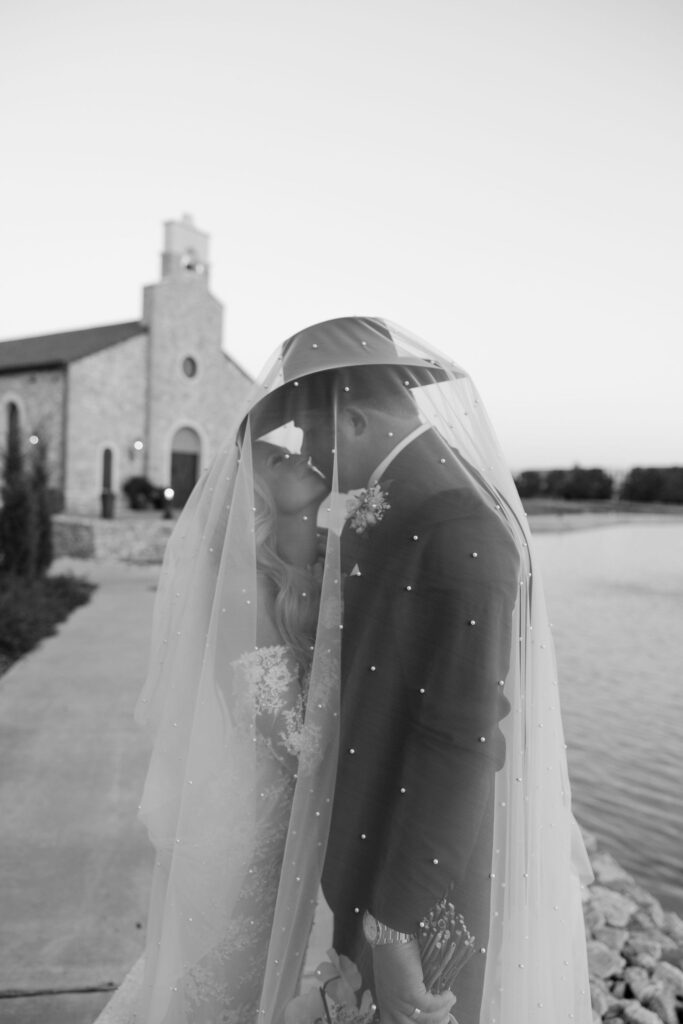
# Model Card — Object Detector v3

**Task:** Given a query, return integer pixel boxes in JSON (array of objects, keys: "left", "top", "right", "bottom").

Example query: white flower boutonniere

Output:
[{"left": 345, "top": 484, "right": 391, "bottom": 535}]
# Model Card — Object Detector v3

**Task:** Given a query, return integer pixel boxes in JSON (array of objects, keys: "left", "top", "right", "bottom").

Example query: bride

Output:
[
  {"left": 135, "top": 316, "right": 593, "bottom": 1024},
  {"left": 136, "top": 440, "right": 328, "bottom": 1023}
]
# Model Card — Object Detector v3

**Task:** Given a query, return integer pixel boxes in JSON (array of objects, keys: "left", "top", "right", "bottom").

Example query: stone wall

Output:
[
  {"left": 66, "top": 333, "right": 147, "bottom": 515},
  {"left": 53, "top": 514, "right": 174, "bottom": 563}
]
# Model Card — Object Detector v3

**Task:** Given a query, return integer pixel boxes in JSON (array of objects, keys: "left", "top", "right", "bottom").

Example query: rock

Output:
[
  {"left": 623, "top": 935, "right": 663, "bottom": 964},
  {"left": 611, "top": 981, "right": 627, "bottom": 998},
  {"left": 660, "top": 947, "right": 683, "bottom": 970},
  {"left": 587, "top": 939, "right": 627, "bottom": 979},
  {"left": 591, "top": 850, "right": 636, "bottom": 889},
  {"left": 613, "top": 884, "right": 667, "bottom": 928},
  {"left": 585, "top": 899, "right": 607, "bottom": 933},
  {"left": 628, "top": 909, "right": 678, "bottom": 947},
  {"left": 643, "top": 897, "right": 663, "bottom": 929},
  {"left": 624, "top": 966, "right": 650, "bottom": 1000},
  {"left": 622, "top": 1001, "right": 667, "bottom": 1024},
  {"left": 627, "top": 917, "right": 679, "bottom": 954},
  {"left": 641, "top": 981, "right": 678, "bottom": 1024},
  {"left": 662, "top": 911, "right": 683, "bottom": 945},
  {"left": 589, "top": 886, "right": 639, "bottom": 928},
  {"left": 590, "top": 977, "right": 611, "bottom": 1016},
  {"left": 594, "top": 926, "right": 629, "bottom": 952},
  {"left": 652, "top": 960, "right": 683, "bottom": 996},
  {"left": 628, "top": 953, "right": 659, "bottom": 971}
]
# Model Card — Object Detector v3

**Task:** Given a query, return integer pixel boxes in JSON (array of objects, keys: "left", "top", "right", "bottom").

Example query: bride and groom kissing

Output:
[
  {"left": 136, "top": 317, "right": 592, "bottom": 1024},
  {"left": 249, "top": 344, "right": 519, "bottom": 1024}
]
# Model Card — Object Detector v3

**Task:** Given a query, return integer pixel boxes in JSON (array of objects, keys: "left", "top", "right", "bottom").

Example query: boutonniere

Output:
[{"left": 345, "top": 484, "right": 391, "bottom": 535}]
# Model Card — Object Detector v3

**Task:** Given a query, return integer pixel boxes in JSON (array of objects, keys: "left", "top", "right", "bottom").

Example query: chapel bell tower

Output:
[
  {"left": 161, "top": 213, "right": 210, "bottom": 284},
  {"left": 142, "top": 214, "right": 223, "bottom": 497}
]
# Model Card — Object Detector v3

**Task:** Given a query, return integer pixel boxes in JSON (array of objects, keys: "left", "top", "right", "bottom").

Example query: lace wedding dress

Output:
[{"left": 154, "top": 645, "right": 310, "bottom": 1024}]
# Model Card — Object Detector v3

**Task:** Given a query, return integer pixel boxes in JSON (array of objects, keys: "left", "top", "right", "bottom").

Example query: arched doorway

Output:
[{"left": 170, "top": 427, "right": 201, "bottom": 507}]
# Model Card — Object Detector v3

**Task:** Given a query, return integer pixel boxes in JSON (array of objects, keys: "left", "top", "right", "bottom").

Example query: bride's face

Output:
[{"left": 253, "top": 441, "right": 328, "bottom": 514}]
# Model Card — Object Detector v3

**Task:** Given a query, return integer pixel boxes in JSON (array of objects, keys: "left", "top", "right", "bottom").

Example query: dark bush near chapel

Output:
[
  {"left": 620, "top": 467, "right": 683, "bottom": 504},
  {"left": 123, "top": 476, "right": 165, "bottom": 510},
  {"left": 0, "top": 421, "right": 95, "bottom": 675}
]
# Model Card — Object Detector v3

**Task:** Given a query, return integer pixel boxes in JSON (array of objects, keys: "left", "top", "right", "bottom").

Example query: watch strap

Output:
[{"left": 363, "top": 910, "right": 415, "bottom": 946}]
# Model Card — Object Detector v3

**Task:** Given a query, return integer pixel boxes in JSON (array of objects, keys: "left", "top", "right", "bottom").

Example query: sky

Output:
[{"left": 1, "top": 0, "right": 681, "bottom": 471}]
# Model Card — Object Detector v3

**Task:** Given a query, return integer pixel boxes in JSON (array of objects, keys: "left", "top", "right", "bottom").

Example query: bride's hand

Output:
[{"left": 372, "top": 940, "right": 457, "bottom": 1024}]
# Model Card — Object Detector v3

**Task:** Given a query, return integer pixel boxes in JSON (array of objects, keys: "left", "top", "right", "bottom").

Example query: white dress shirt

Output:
[{"left": 367, "top": 423, "right": 430, "bottom": 487}]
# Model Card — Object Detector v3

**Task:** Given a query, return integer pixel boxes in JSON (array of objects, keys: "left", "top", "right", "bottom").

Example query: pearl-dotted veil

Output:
[{"left": 136, "top": 317, "right": 593, "bottom": 1024}]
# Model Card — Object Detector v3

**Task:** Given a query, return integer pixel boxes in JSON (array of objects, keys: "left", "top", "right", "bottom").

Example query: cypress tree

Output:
[
  {"left": 31, "top": 441, "right": 53, "bottom": 577},
  {"left": 0, "top": 414, "right": 37, "bottom": 577}
]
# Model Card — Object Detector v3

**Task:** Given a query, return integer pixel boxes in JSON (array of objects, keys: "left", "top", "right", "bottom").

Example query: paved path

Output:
[{"left": 0, "top": 559, "right": 158, "bottom": 1024}]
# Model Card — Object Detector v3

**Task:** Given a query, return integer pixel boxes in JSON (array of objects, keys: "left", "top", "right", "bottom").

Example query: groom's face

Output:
[
  {"left": 296, "top": 409, "right": 336, "bottom": 484},
  {"left": 296, "top": 407, "right": 371, "bottom": 492}
]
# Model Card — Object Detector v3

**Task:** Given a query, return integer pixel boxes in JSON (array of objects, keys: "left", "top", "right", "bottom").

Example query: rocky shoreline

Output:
[{"left": 582, "top": 829, "right": 683, "bottom": 1023}]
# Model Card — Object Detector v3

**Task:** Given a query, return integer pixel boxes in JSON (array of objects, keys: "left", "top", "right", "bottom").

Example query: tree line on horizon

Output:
[{"left": 514, "top": 465, "right": 683, "bottom": 504}]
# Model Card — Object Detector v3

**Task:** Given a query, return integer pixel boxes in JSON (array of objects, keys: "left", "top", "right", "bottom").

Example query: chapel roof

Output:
[{"left": 0, "top": 320, "right": 146, "bottom": 373}]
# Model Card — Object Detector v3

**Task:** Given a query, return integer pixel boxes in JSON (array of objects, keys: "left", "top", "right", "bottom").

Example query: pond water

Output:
[{"left": 533, "top": 520, "right": 683, "bottom": 914}]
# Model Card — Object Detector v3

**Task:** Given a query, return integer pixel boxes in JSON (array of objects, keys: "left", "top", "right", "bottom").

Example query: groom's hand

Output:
[{"left": 372, "top": 939, "right": 457, "bottom": 1024}]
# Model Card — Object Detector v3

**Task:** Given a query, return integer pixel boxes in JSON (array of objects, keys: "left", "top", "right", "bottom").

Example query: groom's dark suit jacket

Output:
[{"left": 321, "top": 429, "right": 519, "bottom": 989}]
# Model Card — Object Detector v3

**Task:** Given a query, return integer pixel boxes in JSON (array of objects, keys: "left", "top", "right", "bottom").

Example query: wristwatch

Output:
[{"left": 362, "top": 910, "right": 415, "bottom": 947}]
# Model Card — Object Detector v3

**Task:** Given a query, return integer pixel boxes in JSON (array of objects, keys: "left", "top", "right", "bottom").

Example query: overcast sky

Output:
[{"left": 1, "top": 0, "right": 681, "bottom": 470}]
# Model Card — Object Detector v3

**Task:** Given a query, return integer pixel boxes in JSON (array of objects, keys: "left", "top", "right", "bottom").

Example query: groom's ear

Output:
[{"left": 340, "top": 405, "right": 368, "bottom": 438}]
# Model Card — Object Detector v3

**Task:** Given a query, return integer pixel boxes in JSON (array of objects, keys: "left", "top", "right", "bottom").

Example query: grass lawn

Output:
[{"left": 0, "top": 573, "right": 96, "bottom": 677}]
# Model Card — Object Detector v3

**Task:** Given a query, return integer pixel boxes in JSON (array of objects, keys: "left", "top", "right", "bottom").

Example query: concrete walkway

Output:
[{"left": 0, "top": 558, "right": 158, "bottom": 1024}]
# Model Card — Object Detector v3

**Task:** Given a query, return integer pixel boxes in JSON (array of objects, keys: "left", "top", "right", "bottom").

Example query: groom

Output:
[{"left": 260, "top": 320, "right": 520, "bottom": 1024}]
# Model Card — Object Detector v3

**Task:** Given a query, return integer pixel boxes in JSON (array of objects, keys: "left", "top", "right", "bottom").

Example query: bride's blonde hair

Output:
[{"left": 253, "top": 475, "right": 320, "bottom": 670}]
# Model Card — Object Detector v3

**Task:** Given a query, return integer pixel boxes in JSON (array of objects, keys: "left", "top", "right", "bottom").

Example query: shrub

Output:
[
  {"left": 123, "top": 476, "right": 165, "bottom": 510},
  {"left": 32, "top": 442, "right": 53, "bottom": 576}
]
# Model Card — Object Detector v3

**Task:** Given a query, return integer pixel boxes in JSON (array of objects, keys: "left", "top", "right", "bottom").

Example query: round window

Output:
[{"left": 182, "top": 356, "right": 198, "bottom": 378}]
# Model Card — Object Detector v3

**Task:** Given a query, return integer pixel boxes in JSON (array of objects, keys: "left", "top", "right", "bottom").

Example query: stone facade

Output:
[
  {"left": 65, "top": 332, "right": 147, "bottom": 514},
  {"left": 0, "top": 217, "right": 252, "bottom": 516}
]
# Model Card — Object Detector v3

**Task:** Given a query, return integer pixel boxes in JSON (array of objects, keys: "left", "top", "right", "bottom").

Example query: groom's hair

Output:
[
  {"left": 249, "top": 363, "right": 422, "bottom": 439},
  {"left": 297, "top": 364, "right": 421, "bottom": 420}
]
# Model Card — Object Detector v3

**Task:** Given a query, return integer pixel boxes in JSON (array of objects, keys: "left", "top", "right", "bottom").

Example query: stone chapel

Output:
[{"left": 0, "top": 216, "right": 252, "bottom": 515}]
